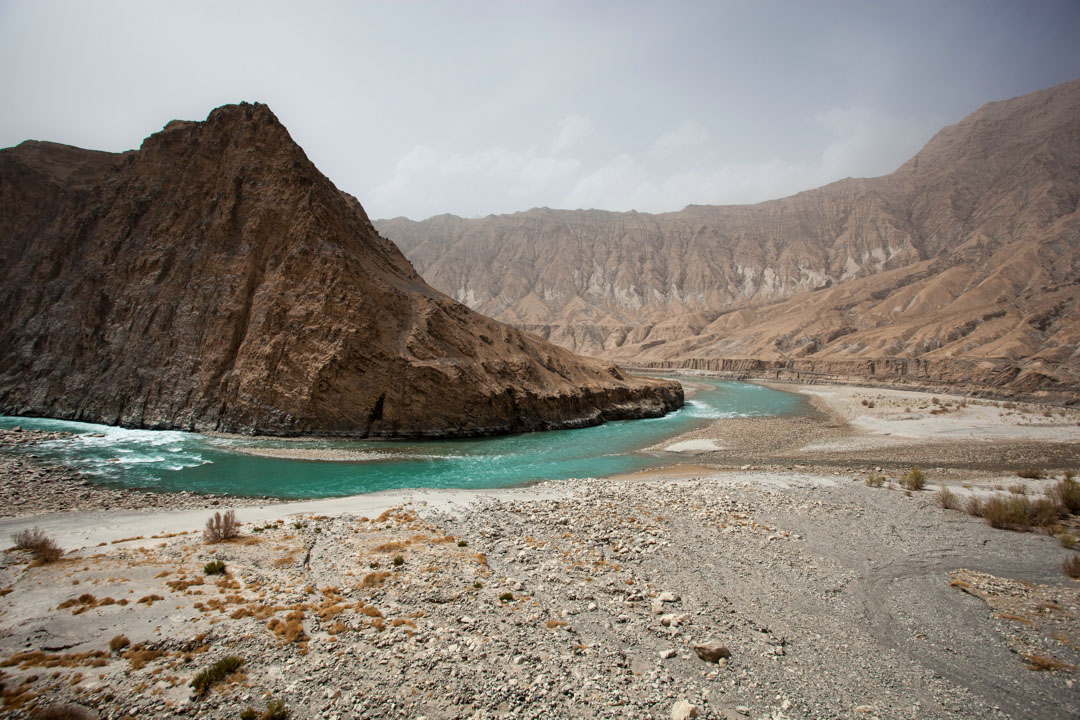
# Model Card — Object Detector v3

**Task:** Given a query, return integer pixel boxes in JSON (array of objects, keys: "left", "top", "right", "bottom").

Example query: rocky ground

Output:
[{"left": 1, "top": 469, "right": 1078, "bottom": 720}]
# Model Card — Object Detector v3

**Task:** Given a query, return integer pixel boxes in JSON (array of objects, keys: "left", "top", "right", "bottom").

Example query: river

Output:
[{"left": 0, "top": 378, "right": 804, "bottom": 498}]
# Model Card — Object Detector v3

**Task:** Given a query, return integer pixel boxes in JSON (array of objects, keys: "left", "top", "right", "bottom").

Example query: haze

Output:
[{"left": 2, "top": 0, "right": 1079, "bottom": 220}]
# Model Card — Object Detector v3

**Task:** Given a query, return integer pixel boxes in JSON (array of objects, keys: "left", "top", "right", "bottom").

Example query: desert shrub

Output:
[
  {"left": 262, "top": 700, "right": 290, "bottom": 720},
  {"left": 31, "top": 706, "right": 92, "bottom": 720},
  {"left": 979, "top": 495, "right": 1063, "bottom": 531},
  {"left": 1052, "top": 476, "right": 1080, "bottom": 514},
  {"left": 935, "top": 487, "right": 960, "bottom": 510},
  {"left": 499, "top": 592, "right": 514, "bottom": 602},
  {"left": 203, "top": 510, "right": 239, "bottom": 543},
  {"left": 190, "top": 655, "right": 244, "bottom": 696},
  {"left": 241, "top": 700, "right": 289, "bottom": 720},
  {"left": 11, "top": 527, "right": 63, "bottom": 564},
  {"left": 864, "top": 474, "right": 885, "bottom": 488},
  {"left": 1016, "top": 467, "right": 1044, "bottom": 479},
  {"left": 109, "top": 635, "right": 130, "bottom": 652},
  {"left": 457, "top": 540, "right": 468, "bottom": 547},
  {"left": 1058, "top": 533, "right": 1077, "bottom": 549},
  {"left": 1064, "top": 554, "right": 1080, "bottom": 579},
  {"left": 392, "top": 555, "right": 404, "bottom": 567},
  {"left": 901, "top": 467, "right": 926, "bottom": 491},
  {"left": 203, "top": 560, "right": 226, "bottom": 575},
  {"left": 966, "top": 496, "right": 984, "bottom": 517},
  {"left": 1008, "top": 483, "right": 1028, "bottom": 495}
]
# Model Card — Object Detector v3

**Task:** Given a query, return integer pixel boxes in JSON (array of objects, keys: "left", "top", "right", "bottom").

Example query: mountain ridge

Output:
[
  {"left": 377, "top": 78, "right": 1080, "bottom": 399},
  {"left": 0, "top": 102, "right": 683, "bottom": 437}
]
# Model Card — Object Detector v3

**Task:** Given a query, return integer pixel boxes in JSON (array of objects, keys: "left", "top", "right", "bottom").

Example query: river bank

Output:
[{"left": 1, "top": 467, "right": 1078, "bottom": 719}]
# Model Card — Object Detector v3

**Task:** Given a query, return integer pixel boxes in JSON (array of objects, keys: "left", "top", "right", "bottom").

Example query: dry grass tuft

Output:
[
  {"left": 900, "top": 467, "right": 926, "bottom": 491},
  {"left": 935, "top": 486, "right": 961, "bottom": 510},
  {"left": 1064, "top": 554, "right": 1080, "bottom": 579},
  {"left": 190, "top": 655, "right": 244, "bottom": 696},
  {"left": 1022, "top": 653, "right": 1076, "bottom": 672},
  {"left": 30, "top": 705, "right": 92, "bottom": 720},
  {"left": 1053, "top": 476, "right": 1080, "bottom": 514},
  {"left": 108, "top": 635, "right": 129, "bottom": 652},
  {"left": 1016, "top": 467, "right": 1045, "bottom": 480}
]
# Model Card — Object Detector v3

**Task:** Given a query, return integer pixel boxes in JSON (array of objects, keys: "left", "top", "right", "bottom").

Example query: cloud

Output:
[
  {"left": 550, "top": 113, "right": 594, "bottom": 153},
  {"left": 649, "top": 120, "right": 711, "bottom": 157},
  {"left": 369, "top": 110, "right": 940, "bottom": 218}
]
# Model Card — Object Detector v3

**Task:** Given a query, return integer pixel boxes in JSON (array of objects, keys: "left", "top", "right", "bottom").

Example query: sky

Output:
[{"left": 2, "top": 1, "right": 1080, "bottom": 220}]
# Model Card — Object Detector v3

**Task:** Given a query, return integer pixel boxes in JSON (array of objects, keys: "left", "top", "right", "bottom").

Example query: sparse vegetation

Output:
[
  {"left": 203, "top": 559, "right": 226, "bottom": 575},
  {"left": 204, "top": 510, "right": 239, "bottom": 543},
  {"left": 499, "top": 592, "right": 514, "bottom": 602},
  {"left": 30, "top": 706, "right": 92, "bottom": 720},
  {"left": 1052, "top": 476, "right": 1080, "bottom": 514},
  {"left": 11, "top": 527, "right": 62, "bottom": 564},
  {"left": 865, "top": 473, "right": 885, "bottom": 488},
  {"left": 1064, "top": 554, "right": 1080, "bottom": 579},
  {"left": 190, "top": 655, "right": 245, "bottom": 696},
  {"left": 108, "top": 635, "right": 130, "bottom": 652},
  {"left": 935, "top": 486, "right": 961, "bottom": 510},
  {"left": 242, "top": 699, "right": 290, "bottom": 720},
  {"left": 1016, "top": 467, "right": 1044, "bottom": 479},
  {"left": 392, "top": 555, "right": 404, "bottom": 567},
  {"left": 901, "top": 467, "right": 926, "bottom": 491},
  {"left": 975, "top": 495, "right": 1064, "bottom": 532},
  {"left": 1059, "top": 533, "right": 1077, "bottom": 549}
]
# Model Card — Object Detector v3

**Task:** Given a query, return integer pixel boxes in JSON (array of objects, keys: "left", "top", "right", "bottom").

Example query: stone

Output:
[
  {"left": 670, "top": 700, "right": 699, "bottom": 719},
  {"left": 693, "top": 640, "right": 731, "bottom": 663},
  {"left": 659, "top": 648, "right": 677, "bottom": 660}
]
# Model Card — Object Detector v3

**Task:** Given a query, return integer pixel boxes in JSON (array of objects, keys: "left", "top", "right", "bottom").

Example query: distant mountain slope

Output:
[
  {"left": 378, "top": 79, "right": 1080, "bottom": 397},
  {"left": 0, "top": 103, "right": 682, "bottom": 437}
]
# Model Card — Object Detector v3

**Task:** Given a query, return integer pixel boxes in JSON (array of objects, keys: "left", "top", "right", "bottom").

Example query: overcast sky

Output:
[{"left": 2, "top": 1, "right": 1079, "bottom": 220}]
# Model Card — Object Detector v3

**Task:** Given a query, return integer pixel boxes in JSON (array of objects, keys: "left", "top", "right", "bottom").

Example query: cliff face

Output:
[
  {"left": 0, "top": 103, "right": 682, "bottom": 437},
  {"left": 378, "top": 79, "right": 1080, "bottom": 397}
]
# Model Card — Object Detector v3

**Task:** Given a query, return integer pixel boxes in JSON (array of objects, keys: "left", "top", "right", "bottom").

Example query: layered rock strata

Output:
[{"left": 378, "top": 78, "right": 1080, "bottom": 398}]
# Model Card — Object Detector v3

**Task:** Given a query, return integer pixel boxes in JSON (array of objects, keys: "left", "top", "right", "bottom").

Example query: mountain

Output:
[
  {"left": 0, "top": 103, "right": 682, "bottom": 437},
  {"left": 377, "top": 79, "right": 1080, "bottom": 398}
]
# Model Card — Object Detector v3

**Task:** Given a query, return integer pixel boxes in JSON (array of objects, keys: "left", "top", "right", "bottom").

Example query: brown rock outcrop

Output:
[
  {"left": 378, "top": 79, "right": 1080, "bottom": 398},
  {"left": 0, "top": 103, "right": 682, "bottom": 437}
]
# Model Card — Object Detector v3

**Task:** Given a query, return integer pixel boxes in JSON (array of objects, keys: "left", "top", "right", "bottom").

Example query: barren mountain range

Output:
[
  {"left": 378, "top": 78, "right": 1080, "bottom": 398},
  {"left": 0, "top": 103, "right": 682, "bottom": 437}
]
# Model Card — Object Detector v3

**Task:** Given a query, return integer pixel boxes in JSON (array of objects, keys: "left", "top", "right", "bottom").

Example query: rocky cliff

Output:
[
  {"left": 0, "top": 103, "right": 682, "bottom": 437},
  {"left": 378, "top": 79, "right": 1080, "bottom": 398}
]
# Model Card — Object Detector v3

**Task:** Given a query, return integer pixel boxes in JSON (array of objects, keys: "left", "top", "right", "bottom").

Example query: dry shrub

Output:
[
  {"left": 1023, "top": 653, "right": 1076, "bottom": 672},
  {"left": 1016, "top": 467, "right": 1045, "bottom": 479},
  {"left": 966, "top": 496, "right": 984, "bottom": 517},
  {"left": 31, "top": 706, "right": 93, "bottom": 720},
  {"left": 204, "top": 510, "right": 239, "bottom": 543},
  {"left": 1008, "top": 483, "right": 1028, "bottom": 496},
  {"left": 1064, "top": 554, "right": 1080, "bottom": 579},
  {"left": 980, "top": 495, "right": 1065, "bottom": 532},
  {"left": 190, "top": 655, "right": 244, "bottom": 696},
  {"left": 545, "top": 618, "right": 568, "bottom": 628},
  {"left": 137, "top": 594, "right": 164, "bottom": 605},
  {"left": 360, "top": 571, "right": 390, "bottom": 588},
  {"left": 901, "top": 467, "right": 926, "bottom": 491},
  {"left": 935, "top": 487, "right": 961, "bottom": 510},
  {"left": 11, "top": 527, "right": 62, "bottom": 564},
  {"left": 359, "top": 605, "right": 383, "bottom": 618},
  {"left": 865, "top": 474, "right": 885, "bottom": 488},
  {"left": 108, "top": 635, "right": 129, "bottom": 652},
  {"left": 1053, "top": 476, "right": 1080, "bottom": 514}
]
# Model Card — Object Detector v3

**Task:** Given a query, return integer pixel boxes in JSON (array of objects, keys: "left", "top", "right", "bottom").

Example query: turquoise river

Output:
[{"left": 0, "top": 378, "right": 805, "bottom": 499}]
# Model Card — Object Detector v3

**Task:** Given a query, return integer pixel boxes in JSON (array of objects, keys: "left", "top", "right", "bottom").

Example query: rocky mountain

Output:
[
  {"left": 378, "top": 78, "right": 1080, "bottom": 398},
  {"left": 0, "top": 103, "right": 682, "bottom": 437}
]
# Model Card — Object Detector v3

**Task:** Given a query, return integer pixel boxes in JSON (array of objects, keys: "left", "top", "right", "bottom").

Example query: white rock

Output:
[{"left": 670, "top": 700, "right": 699, "bottom": 719}]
